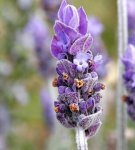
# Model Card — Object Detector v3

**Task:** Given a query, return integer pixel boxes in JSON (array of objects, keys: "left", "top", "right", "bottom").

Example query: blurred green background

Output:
[{"left": 0, "top": 0, "right": 134, "bottom": 150}]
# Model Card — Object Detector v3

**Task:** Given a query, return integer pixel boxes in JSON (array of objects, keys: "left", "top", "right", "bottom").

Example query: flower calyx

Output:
[
  {"left": 62, "top": 72, "right": 69, "bottom": 81},
  {"left": 52, "top": 77, "right": 58, "bottom": 87},
  {"left": 54, "top": 107, "right": 59, "bottom": 113},
  {"left": 69, "top": 103, "right": 79, "bottom": 112},
  {"left": 74, "top": 78, "right": 85, "bottom": 88}
]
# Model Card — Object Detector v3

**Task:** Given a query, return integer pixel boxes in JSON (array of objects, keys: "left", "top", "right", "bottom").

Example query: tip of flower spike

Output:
[
  {"left": 58, "top": 0, "right": 67, "bottom": 21},
  {"left": 69, "top": 103, "right": 79, "bottom": 112},
  {"left": 51, "top": 21, "right": 79, "bottom": 58},
  {"left": 78, "top": 6, "right": 88, "bottom": 35}
]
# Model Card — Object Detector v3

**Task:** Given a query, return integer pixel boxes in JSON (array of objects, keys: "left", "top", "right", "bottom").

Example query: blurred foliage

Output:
[
  {"left": 0, "top": 0, "right": 135, "bottom": 150},
  {"left": 72, "top": 0, "right": 117, "bottom": 59}
]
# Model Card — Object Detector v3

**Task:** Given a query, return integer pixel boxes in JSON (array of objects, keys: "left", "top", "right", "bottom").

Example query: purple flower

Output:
[
  {"left": 88, "top": 16, "right": 109, "bottom": 78},
  {"left": 129, "top": 34, "right": 135, "bottom": 46},
  {"left": 58, "top": 0, "right": 79, "bottom": 29},
  {"left": 58, "top": 0, "right": 88, "bottom": 34},
  {"left": 24, "top": 15, "right": 55, "bottom": 77},
  {"left": 51, "top": 0, "right": 105, "bottom": 139},
  {"left": 127, "top": 105, "right": 135, "bottom": 122},
  {"left": 51, "top": 0, "right": 90, "bottom": 59},
  {"left": 128, "top": 0, "right": 135, "bottom": 47},
  {"left": 122, "top": 44, "right": 135, "bottom": 122},
  {"left": 24, "top": 15, "right": 48, "bottom": 49},
  {"left": 85, "top": 121, "right": 102, "bottom": 138},
  {"left": 88, "top": 17, "right": 104, "bottom": 37},
  {"left": 128, "top": 0, "right": 135, "bottom": 30},
  {"left": 128, "top": 0, "right": 135, "bottom": 18},
  {"left": 122, "top": 44, "right": 135, "bottom": 69},
  {"left": 51, "top": 21, "right": 80, "bottom": 59},
  {"left": 122, "top": 45, "right": 135, "bottom": 94},
  {"left": 73, "top": 52, "right": 92, "bottom": 72},
  {"left": 131, "top": 74, "right": 135, "bottom": 87},
  {"left": 94, "top": 54, "right": 103, "bottom": 65}
]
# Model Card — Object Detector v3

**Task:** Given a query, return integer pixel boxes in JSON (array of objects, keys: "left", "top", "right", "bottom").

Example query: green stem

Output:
[
  {"left": 116, "top": 0, "right": 128, "bottom": 149},
  {"left": 76, "top": 127, "right": 88, "bottom": 150}
]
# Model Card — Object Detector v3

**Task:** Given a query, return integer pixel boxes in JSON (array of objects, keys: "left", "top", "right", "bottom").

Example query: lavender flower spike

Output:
[
  {"left": 24, "top": 15, "right": 55, "bottom": 77},
  {"left": 51, "top": 0, "right": 105, "bottom": 149},
  {"left": 122, "top": 44, "right": 135, "bottom": 122}
]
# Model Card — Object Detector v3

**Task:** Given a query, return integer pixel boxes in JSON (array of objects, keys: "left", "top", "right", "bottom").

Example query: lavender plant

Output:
[
  {"left": 51, "top": 0, "right": 105, "bottom": 148},
  {"left": 122, "top": 44, "right": 135, "bottom": 122}
]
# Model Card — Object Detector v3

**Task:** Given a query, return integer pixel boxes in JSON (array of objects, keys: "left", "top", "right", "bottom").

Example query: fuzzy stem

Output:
[
  {"left": 117, "top": 0, "right": 128, "bottom": 149},
  {"left": 76, "top": 127, "right": 88, "bottom": 150}
]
